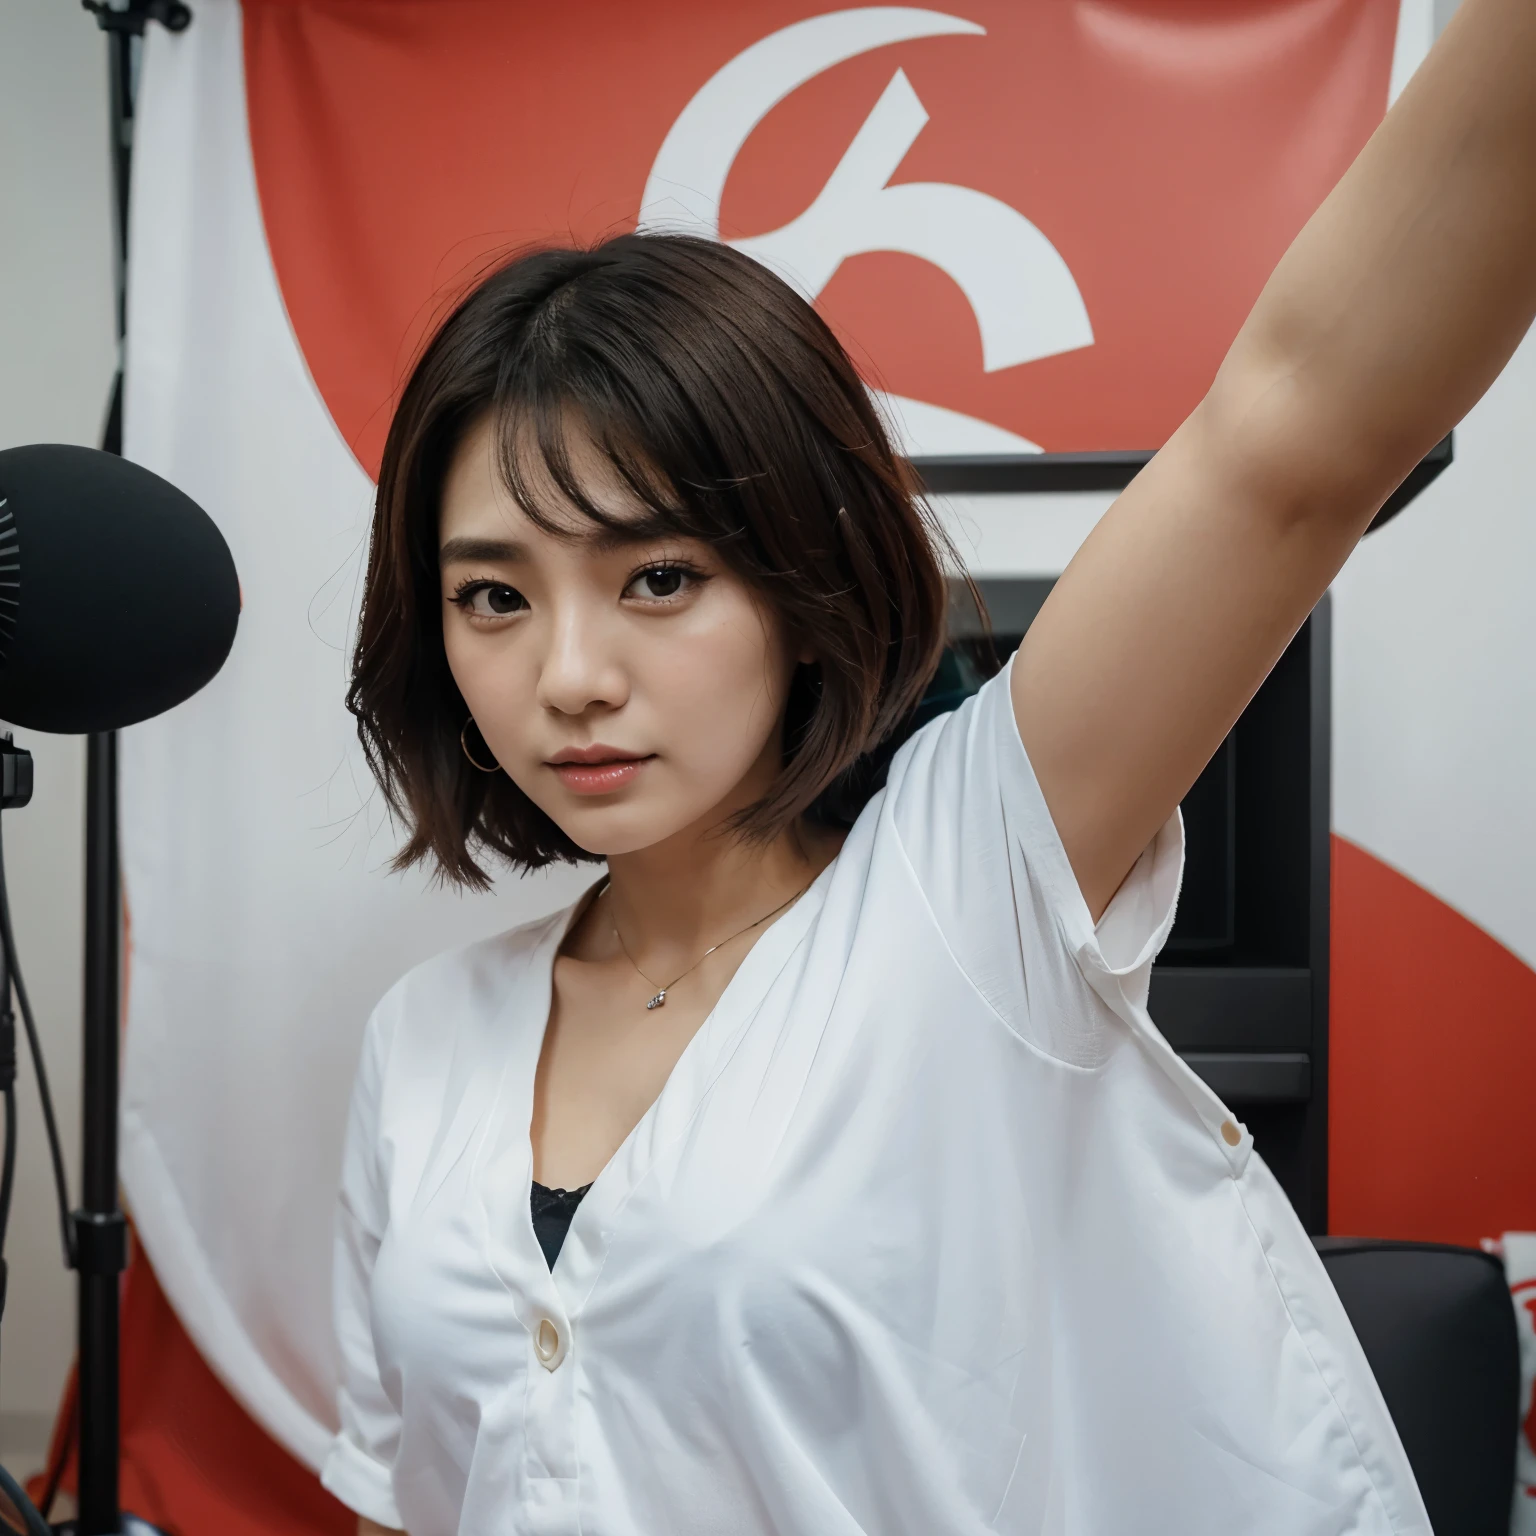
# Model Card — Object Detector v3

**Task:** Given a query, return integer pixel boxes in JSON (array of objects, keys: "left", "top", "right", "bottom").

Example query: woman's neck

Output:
[{"left": 597, "top": 817, "right": 841, "bottom": 977}]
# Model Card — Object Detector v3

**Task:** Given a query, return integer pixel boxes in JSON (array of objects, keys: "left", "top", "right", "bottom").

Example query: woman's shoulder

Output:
[
  {"left": 366, "top": 898, "right": 577, "bottom": 1046},
  {"left": 862, "top": 657, "right": 1010, "bottom": 836}
]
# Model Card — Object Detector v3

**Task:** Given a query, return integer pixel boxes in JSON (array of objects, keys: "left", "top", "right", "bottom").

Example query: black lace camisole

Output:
[{"left": 530, "top": 1180, "right": 592, "bottom": 1269}]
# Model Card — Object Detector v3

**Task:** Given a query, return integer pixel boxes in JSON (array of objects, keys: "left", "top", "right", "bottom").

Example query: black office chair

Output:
[{"left": 1314, "top": 1238, "right": 1521, "bottom": 1536}]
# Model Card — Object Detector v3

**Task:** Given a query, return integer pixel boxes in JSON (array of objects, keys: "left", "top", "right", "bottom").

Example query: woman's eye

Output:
[
  {"left": 626, "top": 566, "right": 692, "bottom": 602},
  {"left": 454, "top": 581, "right": 526, "bottom": 618}
]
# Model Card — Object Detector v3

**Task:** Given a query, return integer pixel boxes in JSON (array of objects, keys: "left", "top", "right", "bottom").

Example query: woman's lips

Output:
[{"left": 549, "top": 757, "right": 651, "bottom": 795}]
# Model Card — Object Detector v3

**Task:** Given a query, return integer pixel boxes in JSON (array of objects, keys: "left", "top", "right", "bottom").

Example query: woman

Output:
[{"left": 325, "top": 2, "right": 1535, "bottom": 1531}]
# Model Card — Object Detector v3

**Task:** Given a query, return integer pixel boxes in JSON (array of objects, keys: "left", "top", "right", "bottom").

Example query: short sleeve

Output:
[
  {"left": 319, "top": 997, "right": 406, "bottom": 1529},
  {"left": 883, "top": 649, "right": 1183, "bottom": 1066}
]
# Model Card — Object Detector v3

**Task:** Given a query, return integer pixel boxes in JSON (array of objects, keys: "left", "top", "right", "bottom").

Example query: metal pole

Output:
[
  {"left": 74, "top": 2, "right": 192, "bottom": 1523},
  {"left": 71, "top": 1, "right": 193, "bottom": 1524},
  {"left": 76, "top": 731, "right": 124, "bottom": 1536},
  {"left": 71, "top": 3, "right": 137, "bottom": 1522}
]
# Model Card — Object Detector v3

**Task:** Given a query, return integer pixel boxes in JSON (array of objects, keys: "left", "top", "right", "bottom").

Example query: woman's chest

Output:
[
  {"left": 368, "top": 927, "right": 1052, "bottom": 1436},
  {"left": 370, "top": 1048, "right": 1056, "bottom": 1536},
  {"left": 532, "top": 950, "right": 719, "bottom": 1190}
]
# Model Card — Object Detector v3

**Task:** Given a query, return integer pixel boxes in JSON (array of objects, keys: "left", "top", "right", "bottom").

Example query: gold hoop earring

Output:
[{"left": 460, "top": 718, "right": 502, "bottom": 774}]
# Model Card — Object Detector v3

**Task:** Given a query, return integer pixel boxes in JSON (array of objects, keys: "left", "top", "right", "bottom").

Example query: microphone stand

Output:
[
  {"left": 72, "top": 733, "right": 124, "bottom": 1536},
  {"left": 70, "top": 3, "right": 190, "bottom": 1532}
]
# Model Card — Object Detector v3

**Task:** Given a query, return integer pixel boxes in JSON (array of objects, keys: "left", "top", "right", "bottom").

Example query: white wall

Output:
[{"left": 0, "top": 0, "right": 116, "bottom": 1470}]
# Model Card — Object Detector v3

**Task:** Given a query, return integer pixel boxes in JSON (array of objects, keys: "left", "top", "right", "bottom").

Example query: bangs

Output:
[
  {"left": 491, "top": 392, "right": 699, "bottom": 550},
  {"left": 488, "top": 282, "right": 746, "bottom": 556}
]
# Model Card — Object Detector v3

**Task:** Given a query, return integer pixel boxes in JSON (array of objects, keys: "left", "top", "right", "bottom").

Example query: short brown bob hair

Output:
[{"left": 348, "top": 232, "right": 957, "bottom": 889}]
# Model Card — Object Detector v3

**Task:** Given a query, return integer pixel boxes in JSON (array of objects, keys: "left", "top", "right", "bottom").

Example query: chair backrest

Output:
[{"left": 1315, "top": 1237, "right": 1520, "bottom": 1536}]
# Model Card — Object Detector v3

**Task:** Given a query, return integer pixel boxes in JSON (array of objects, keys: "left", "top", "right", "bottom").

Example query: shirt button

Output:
[
  {"left": 1220, "top": 1118, "right": 1242, "bottom": 1147},
  {"left": 534, "top": 1317, "right": 562, "bottom": 1367}
]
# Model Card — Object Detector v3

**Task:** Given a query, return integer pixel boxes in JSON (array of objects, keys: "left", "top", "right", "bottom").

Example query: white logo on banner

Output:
[{"left": 638, "top": 6, "right": 1094, "bottom": 457}]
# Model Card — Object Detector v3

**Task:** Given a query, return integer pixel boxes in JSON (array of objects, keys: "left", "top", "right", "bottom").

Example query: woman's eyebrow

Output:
[
  {"left": 439, "top": 535, "right": 528, "bottom": 567},
  {"left": 438, "top": 525, "right": 676, "bottom": 567}
]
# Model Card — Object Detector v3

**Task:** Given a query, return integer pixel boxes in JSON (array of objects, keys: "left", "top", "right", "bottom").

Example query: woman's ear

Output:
[{"left": 782, "top": 620, "right": 816, "bottom": 668}]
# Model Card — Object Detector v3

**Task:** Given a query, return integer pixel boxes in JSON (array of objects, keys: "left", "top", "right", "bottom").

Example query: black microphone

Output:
[{"left": 0, "top": 444, "right": 240, "bottom": 733}]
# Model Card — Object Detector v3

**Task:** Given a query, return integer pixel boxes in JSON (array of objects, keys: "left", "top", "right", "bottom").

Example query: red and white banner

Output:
[
  {"left": 243, "top": 0, "right": 1411, "bottom": 470},
  {"left": 112, "top": 0, "right": 1534, "bottom": 1509}
]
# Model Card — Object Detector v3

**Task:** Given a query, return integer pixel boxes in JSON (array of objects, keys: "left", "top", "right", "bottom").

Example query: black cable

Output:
[
  {"left": 0, "top": 817, "right": 76, "bottom": 1269},
  {"left": 0, "top": 1087, "right": 14, "bottom": 1294},
  {"left": 0, "top": 1075, "right": 15, "bottom": 1254},
  {"left": 0, "top": 1462, "right": 53, "bottom": 1536},
  {"left": 0, "top": 813, "right": 75, "bottom": 1533},
  {"left": 0, "top": 816, "right": 16, "bottom": 1400},
  {"left": 0, "top": 1089, "right": 10, "bottom": 1403},
  {"left": 34, "top": 1391, "right": 73, "bottom": 1523}
]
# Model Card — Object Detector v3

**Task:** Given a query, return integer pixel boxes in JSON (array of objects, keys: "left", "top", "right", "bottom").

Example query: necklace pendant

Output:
[{"left": 646, "top": 990, "right": 667, "bottom": 1010}]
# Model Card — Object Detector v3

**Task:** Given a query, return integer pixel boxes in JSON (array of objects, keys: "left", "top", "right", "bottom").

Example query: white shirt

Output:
[{"left": 321, "top": 660, "right": 1430, "bottom": 1535}]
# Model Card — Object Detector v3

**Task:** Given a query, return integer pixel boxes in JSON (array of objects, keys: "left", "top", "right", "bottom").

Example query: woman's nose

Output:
[{"left": 535, "top": 607, "right": 629, "bottom": 716}]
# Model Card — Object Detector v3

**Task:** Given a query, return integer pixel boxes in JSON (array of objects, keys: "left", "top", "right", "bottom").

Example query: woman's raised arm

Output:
[{"left": 1014, "top": 0, "right": 1536, "bottom": 920}]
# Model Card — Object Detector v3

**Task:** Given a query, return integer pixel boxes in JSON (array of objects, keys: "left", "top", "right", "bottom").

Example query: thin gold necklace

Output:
[{"left": 600, "top": 875, "right": 815, "bottom": 1011}]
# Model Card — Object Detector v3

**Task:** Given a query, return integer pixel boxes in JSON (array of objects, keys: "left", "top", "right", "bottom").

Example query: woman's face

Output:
[{"left": 439, "top": 416, "right": 801, "bottom": 857}]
